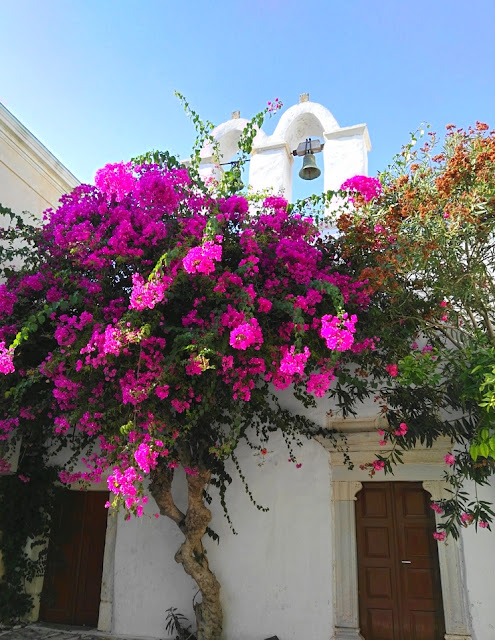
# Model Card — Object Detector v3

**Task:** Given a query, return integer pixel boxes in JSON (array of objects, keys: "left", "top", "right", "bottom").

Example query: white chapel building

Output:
[{"left": 1, "top": 97, "right": 494, "bottom": 640}]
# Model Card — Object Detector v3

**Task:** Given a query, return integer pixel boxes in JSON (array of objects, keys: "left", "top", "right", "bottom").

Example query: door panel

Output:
[
  {"left": 356, "top": 484, "right": 400, "bottom": 637},
  {"left": 40, "top": 490, "right": 108, "bottom": 626},
  {"left": 356, "top": 482, "right": 445, "bottom": 640},
  {"left": 366, "top": 608, "right": 397, "bottom": 640}
]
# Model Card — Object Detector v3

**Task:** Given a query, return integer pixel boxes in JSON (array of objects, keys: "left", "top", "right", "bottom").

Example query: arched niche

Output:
[
  {"left": 198, "top": 117, "right": 250, "bottom": 184},
  {"left": 274, "top": 104, "right": 338, "bottom": 202},
  {"left": 272, "top": 101, "right": 339, "bottom": 151},
  {"left": 248, "top": 101, "right": 370, "bottom": 203}
]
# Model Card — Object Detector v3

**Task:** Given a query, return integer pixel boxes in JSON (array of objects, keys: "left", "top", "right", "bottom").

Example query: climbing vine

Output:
[
  {"left": 0, "top": 441, "right": 61, "bottom": 622},
  {"left": 0, "top": 99, "right": 376, "bottom": 639}
]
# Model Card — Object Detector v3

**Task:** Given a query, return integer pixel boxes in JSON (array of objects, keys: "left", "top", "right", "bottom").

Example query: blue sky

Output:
[{"left": 2, "top": 0, "right": 495, "bottom": 195}]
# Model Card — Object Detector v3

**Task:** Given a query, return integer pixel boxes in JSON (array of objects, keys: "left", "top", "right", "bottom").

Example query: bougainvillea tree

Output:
[
  {"left": 336, "top": 122, "right": 495, "bottom": 539},
  {"left": 0, "top": 103, "right": 378, "bottom": 638}
]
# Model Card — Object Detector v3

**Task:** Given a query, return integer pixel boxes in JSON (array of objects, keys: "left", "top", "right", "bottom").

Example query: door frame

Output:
[
  {"left": 354, "top": 481, "right": 446, "bottom": 640},
  {"left": 332, "top": 480, "right": 471, "bottom": 640},
  {"left": 320, "top": 418, "right": 473, "bottom": 640}
]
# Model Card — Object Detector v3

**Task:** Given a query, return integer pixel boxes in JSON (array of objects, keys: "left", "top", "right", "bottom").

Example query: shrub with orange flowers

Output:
[{"left": 337, "top": 122, "right": 495, "bottom": 538}]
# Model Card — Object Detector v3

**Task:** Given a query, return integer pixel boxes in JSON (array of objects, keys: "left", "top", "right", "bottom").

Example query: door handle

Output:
[{"left": 401, "top": 560, "right": 411, "bottom": 564}]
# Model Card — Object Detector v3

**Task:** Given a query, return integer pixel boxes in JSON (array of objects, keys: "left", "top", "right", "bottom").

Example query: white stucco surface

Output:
[
  {"left": 249, "top": 144, "right": 293, "bottom": 201},
  {"left": 460, "top": 479, "right": 495, "bottom": 640},
  {"left": 112, "top": 476, "right": 197, "bottom": 639},
  {"left": 323, "top": 127, "right": 370, "bottom": 192},
  {"left": 112, "top": 432, "right": 334, "bottom": 640}
]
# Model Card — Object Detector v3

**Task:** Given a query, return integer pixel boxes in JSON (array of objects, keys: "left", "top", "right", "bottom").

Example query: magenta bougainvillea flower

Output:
[
  {"left": 0, "top": 159, "right": 375, "bottom": 519},
  {"left": 340, "top": 175, "right": 382, "bottom": 202},
  {"left": 183, "top": 240, "right": 223, "bottom": 275},
  {"left": 229, "top": 318, "right": 264, "bottom": 350}
]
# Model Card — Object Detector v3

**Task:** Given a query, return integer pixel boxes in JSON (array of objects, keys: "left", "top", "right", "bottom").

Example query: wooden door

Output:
[
  {"left": 40, "top": 490, "right": 108, "bottom": 626},
  {"left": 355, "top": 482, "right": 445, "bottom": 640}
]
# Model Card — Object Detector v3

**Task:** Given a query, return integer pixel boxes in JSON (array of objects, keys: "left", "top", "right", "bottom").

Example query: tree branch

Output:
[{"left": 150, "top": 463, "right": 186, "bottom": 530}]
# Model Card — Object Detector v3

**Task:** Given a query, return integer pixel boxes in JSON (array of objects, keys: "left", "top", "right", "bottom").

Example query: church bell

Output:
[{"left": 299, "top": 152, "right": 321, "bottom": 181}]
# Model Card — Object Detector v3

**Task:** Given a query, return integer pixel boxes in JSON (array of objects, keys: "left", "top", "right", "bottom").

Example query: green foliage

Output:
[
  {"left": 0, "top": 442, "right": 61, "bottom": 623},
  {"left": 338, "top": 121, "right": 495, "bottom": 536},
  {"left": 165, "top": 607, "right": 197, "bottom": 640},
  {"left": 132, "top": 149, "right": 183, "bottom": 171},
  {"left": 175, "top": 92, "right": 217, "bottom": 173},
  {"left": 470, "top": 429, "right": 495, "bottom": 461},
  {"left": 397, "top": 349, "right": 442, "bottom": 387},
  {"left": 176, "top": 92, "right": 282, "bottom": 199}
]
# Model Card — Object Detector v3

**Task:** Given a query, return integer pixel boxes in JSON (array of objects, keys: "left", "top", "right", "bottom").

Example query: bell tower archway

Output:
[{"left": 197, "top": 94, "right": 371, "bottom": 204}]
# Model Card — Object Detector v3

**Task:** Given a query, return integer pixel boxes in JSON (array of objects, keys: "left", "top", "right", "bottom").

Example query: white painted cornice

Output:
[
  {"left": 327, "top": 414, "right": 388, "bottom": 432},
  {"left": 324, "top": 124, "right": 372, "bottom": 152},
  {"left": 250, "top": 140, "right": 292, "bottom": 159}
]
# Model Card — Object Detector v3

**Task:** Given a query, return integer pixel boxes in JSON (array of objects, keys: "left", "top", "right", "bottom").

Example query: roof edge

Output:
[{"left": 0, "top": 102, "right": 80, "bottom": 195}]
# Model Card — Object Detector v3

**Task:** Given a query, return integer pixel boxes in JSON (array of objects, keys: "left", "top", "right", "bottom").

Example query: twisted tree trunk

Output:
[{"left": 150, "top": 464, "right": 223, "bottom": 640}]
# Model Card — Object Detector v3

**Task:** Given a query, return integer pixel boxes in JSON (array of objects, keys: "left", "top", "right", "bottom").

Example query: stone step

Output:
[{"left": 0, "top": 625, "right": 153, "bottom": 640}]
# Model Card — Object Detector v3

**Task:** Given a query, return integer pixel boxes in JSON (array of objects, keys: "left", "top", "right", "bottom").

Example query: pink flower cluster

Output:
[
  {"left": 107, "top": 465, "right": 148, "bottom": 516},
  {"left": 0, "top": 285, "right": 17, "bottom": 318},
  {"left": 279, "top": 346, "right": 311, "bottom": 376},
  {"left": 95, "top": 162, "right": 135, "bottom": 202},
  {"left": 0, "top": 458, "right": 12, "bottom": 473},
  {"left": 340, "top": 175, "right": 382, "bottom": 203},
  {"left": 0, "top": 417, "right": 19, "bottom": 440},
  {"left": 385, "top": 363, "right": 399, "bottom": 377},
  {"left": 0, "top": 342, "right": 15, "bottom": 375},
  {"left": 229, "top": 318, "right": 264, "bottom": 350},
  {"left": 433, "top": 531, "right": 446, "bottom": 541},
  {"left": 0, "top": 156, "right": 381, "bottom": 520},
  {"left": 430, "top": 502, "right": 444, "bottom": 514},
  {"left": 183, "top": 240, "right": 222, "bottom": 275},
  {"left": 55, "top": 312, "right": 93, "bottom": 347},
  {"left": 320, "top": 313, "right": 357, "bottom": 351},
  {"left": 221, "top": 355, "right": 266, "bottom": 401},
  {"left": 46, "top": 165, "right": 189, "bottom": 270},
  {"left": 306, "top": 369, "right": 335, "bottom": 397},
  {"left": 129, "top": 273, "right": 171, "bottom": 311},
  {"left": 134, "top": 443, "right": 161, "bottom": 473},
  {"left": 394, "top": 422, "right": 408, "bottom": 436},
  {"left": 185, "top": 356, "right": 204, "bottom": 376},
  {"left": 267, "top": 98, "right": 283, "bottom": 113}
]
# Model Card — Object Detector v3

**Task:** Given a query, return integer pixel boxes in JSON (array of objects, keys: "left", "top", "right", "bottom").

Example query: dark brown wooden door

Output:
[
  {"left": 355, "top": 482, "right": 445, "bottom": 640},
  {"left": 40, "top": 490, "right": 108, "bottom": 626}
]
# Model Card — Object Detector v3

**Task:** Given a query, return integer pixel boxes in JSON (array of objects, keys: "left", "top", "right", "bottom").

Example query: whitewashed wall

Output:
[
  {"left": 112, "top": 433, "right": 334, "bottom": 640},
  {"left": 461, "top": 480, "right": 495, "bottom": 639}
]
